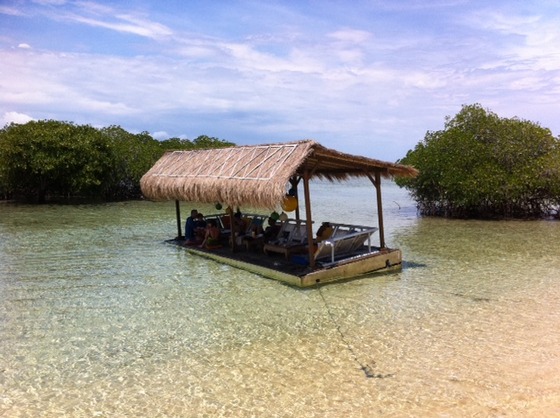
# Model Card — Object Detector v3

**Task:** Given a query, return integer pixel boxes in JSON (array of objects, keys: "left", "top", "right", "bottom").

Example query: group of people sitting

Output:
[
  {"left": 184, "top": 209, "right": 221, "bottom": 248},
  {"left": 184, "top": 208, "right": 282, "bottom": 250},
  {"left": 184, "top": 208, "right": 334, "bottom": 251},
  {"left": 240, "top": 217, "right": 282, "bottom": 249}
]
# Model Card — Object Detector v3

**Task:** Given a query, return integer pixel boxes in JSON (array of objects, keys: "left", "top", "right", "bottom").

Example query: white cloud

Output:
[
  {"left": 328, "top": 29, "right": 372, "bottom": 44},
  {"left": 73, "top": 2, "right": 172, "bottom": 39},
  {"left": 460, "top": 8, "right": 560, "bottom": 70},
  {"left": 32, "top": 1, "right": 174, "bottom": 40},
  {"left": 1, "top": 112, "right": 34, "bottom": 127},
  {"left": 18, "top": 43, "right": 31, "bottom": 49},
  {"left": 0, "top": 5, "right": 25, "bottom": 16},
  {"left": 32, "top": 0, "right": 67, "bottom": 5},
  {"left": 465, "top": 10, "right": 540, "bottom": 35},
  {"left": 68, "top": 13, "right": 173, "bottom": 39},
  {"left": 152, "top": 131, "right": 169, "bottom": 140}
]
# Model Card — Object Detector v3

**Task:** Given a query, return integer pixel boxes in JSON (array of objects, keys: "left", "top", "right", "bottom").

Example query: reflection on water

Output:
[{"left": 1, "top": 182, "right": 559, "bottom": 417}]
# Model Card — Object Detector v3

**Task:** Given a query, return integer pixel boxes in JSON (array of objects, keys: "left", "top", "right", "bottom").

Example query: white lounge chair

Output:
[
  {"left": 313, "top": 226, "right": 379, "bottom": 265},
  {"left": 263, "top": 219, "right": 311, "bottom": 258}
]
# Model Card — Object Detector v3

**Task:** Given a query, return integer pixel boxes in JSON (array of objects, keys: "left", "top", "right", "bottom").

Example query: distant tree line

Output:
[
  {"left": 396, "top": 104, "right": 560, "bottom": 219},
  {"left": 0, "top": 120, "right": 234, "bottom": 203}
]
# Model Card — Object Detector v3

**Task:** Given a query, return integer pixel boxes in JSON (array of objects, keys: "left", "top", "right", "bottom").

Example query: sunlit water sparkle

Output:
[{"left": 1, "top": 180, "right": 559, "bottom": 417}]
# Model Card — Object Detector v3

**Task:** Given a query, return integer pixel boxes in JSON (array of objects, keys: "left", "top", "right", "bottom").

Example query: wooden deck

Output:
[
  {"left": 169, "top": 236, "right": 402, "bottom": 287},
  {"left": 172, "top": 238, "right": 310, "bottom": 274}
]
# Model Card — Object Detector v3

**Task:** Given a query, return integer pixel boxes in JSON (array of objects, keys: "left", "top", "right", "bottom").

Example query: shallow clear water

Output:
[{"left": 1, "top": 181, "right": 559, "bottom": 417}]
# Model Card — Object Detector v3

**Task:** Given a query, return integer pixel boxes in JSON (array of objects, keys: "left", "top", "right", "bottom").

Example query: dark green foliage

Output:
[
  {"left": 192, "top": 134, "right": 235, "bottom": 149},
  {"left": 0, "top": 120, "right": 235, "bottom": 202},
  {"left": 0, "top": 120, "right": 116, "bottom": 202},
  {"left": 100, "top": 126, "right": 162, "bottom": 200},
  {"left": 159, "top": 135, "right": 234, "bottom": 151},
  {"left": 396, "top": 104, "right": 560, "bottom": 218}
]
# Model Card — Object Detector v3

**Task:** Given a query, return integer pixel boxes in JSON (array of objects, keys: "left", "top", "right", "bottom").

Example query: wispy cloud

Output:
[
  {"left": 0, "top": 5, "right": 25, "bottom": 16},
  {"left": 67, "top": 12, "right": 173, "bottom": 39},
  {"left": 32, "top": 0, "right": 67, "bottom": 5},
  {"left": 42, "top": 1, "right": 173, "bottom": 39}
]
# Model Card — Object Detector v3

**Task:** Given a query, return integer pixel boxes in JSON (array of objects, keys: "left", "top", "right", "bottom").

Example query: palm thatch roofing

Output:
[{"left": 140, "top": 140, "right": 418, "bottom": 209}]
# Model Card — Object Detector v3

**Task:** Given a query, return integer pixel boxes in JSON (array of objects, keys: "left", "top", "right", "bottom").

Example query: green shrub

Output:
[{"left": 396, "top": 104, "right": 560, "bottom": 218}]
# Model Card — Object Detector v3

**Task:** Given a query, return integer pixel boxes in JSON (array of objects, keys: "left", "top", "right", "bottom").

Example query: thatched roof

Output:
[{"left": 140, "top": 140, "right": 418, "bottom": 209}]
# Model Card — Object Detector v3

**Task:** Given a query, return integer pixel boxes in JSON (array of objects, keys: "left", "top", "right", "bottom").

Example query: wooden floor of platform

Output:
[
  {"left": 171, "top": 238, "right": 311, "bottom": 274},
  {"left": 169, "top": 237, "right": 402, "bottom": 287}
]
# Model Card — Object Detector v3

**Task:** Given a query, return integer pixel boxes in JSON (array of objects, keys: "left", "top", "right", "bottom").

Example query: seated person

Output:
[
  {"left": 232, "top": 209, "right": 246, "bottom": 236},
  {"left": 263, "top": 218, "right": 281, "bottom": 243},
  {"left": 194, "top": 213, "right": 207, "bottom": 241},
  {"left": 199, "top": 220, "right": 221, "bottom": 249},
  {"left": 241, "top": 221, "right": 265, "bottom": 249},
  {"left": 184, "top": 209, "right": 199, "bottom": 244},
  {"left": 247, "top": 222, "right": 263, "bottom": 237},
  {"left": 316, "top": 222, "right": 334, "bottom": 242}
]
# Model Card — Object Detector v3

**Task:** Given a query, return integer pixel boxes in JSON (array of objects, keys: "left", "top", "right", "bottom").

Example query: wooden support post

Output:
[
  {"left": 175, "top": 200, "right": 182, "bottom": 239},
  {"left": 290, "top": 176, "right": 301, "bottom": 221},
  {"left": 375, "top": 171, "right": 386, "bottom": 248},
  {"left": 303, "top": 171, "right": 315, "bottom": 269},
  {"left": 228, "top": 206, "right": 236, "bottom": 252}
]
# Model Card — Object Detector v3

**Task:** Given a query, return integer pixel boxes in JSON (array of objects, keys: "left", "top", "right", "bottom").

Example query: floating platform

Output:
[{"left": 142, "top": 140, "right": 417, "bottom": 287}]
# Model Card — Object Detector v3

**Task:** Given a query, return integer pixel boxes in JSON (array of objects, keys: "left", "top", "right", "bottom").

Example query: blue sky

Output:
[{"left": 1, "top": 0, "right": 559, "bottom": 161}]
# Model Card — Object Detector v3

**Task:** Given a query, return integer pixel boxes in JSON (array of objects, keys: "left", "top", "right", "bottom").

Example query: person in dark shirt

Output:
[
  {"left": 184, "top": 209, "right": 198, "bottom": 244},
  {"left": 232, "top": 209, "right": 246, "bottom": 237}
]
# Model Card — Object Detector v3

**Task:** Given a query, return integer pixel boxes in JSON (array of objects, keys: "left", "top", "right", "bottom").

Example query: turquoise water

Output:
[{"left": 1, "top": 180, "right": 559, "bottom": 417}]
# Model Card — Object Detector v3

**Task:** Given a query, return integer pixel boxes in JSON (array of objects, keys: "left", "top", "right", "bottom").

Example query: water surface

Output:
[{"left": 1, "top": 181, "right": 559, "bottom": 417}]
